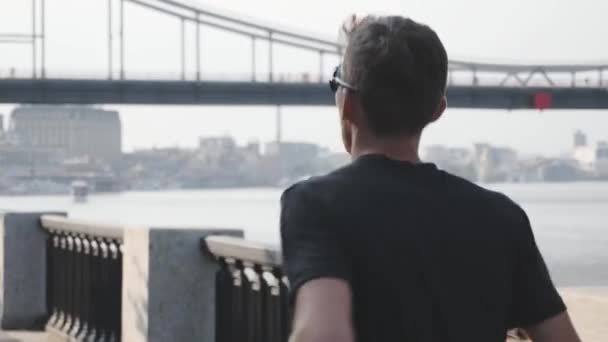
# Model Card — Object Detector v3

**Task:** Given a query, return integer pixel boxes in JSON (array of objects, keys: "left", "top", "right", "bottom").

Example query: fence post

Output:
[
  {"left": 0, "top": 211, "right": 65, "bottom": 330},
  {"left": 121, "top": 227, "right": 243, "bottom": 342}
]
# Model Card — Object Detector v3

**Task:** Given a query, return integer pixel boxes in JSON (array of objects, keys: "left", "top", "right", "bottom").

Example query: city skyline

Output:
[
  {"left": 3, "top": 104, "right": 606, "bottom": 161},
  {"left": 2, "top": 104, "right": 606, "bottom": 197},
  {"left": 1, "top": 104, "right": 608, "bottom": 157}
]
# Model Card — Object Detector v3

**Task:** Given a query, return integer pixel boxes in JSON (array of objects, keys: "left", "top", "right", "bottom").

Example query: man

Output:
[{"left": 280, "top": 15, "right": 581, "bottom": 342}]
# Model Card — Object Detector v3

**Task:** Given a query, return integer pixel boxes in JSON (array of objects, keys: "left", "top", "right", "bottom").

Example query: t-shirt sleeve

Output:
[
  {"left": 280, "top": 183, "right": 351, "bottom": 302},
  {"left": 508, "top": 208, "right": 566, "bottom": 328}
]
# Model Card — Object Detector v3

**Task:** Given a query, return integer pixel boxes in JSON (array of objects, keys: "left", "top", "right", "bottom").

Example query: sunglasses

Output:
[{"left": 329, "top": 65, "right": 357, "bottom": 93}]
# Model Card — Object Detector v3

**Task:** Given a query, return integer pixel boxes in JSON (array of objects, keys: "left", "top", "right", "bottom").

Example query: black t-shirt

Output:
[{"left": 280, "top": 154, "right": 565, "bottom": 342}]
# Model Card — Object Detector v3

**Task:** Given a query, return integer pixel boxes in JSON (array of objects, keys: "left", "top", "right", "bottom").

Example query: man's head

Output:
[{"left": 333, "top": 15, "right": 448, "bottom": 154}]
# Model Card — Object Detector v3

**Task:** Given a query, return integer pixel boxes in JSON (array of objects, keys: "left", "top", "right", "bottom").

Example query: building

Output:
[
  {"left": 423, "top": 145, "right": 472, "bottom": 166},
  {"left": 264, "top": 141, "right": 321, "bottom": 159},
  {"left": 423, "top": 145, "right": 476, "bottom": 181},
  {"left": 575, "top": 141, "right": 608, "bottom": 177},
  {"left": 0, "top": 113, "right": 7, "bottom": 145},
  {"left": 0, "top": 115, "right": 4, "bottom": 147},
  {"left": 10, "top": 105, "right": 122, "bottom": 163},
  {"left": 572, "top": 131, "right": 608, "bottom": 177},
  {"left": 574, "top": 130, "right": 587, "bottom": 148},
  {"left": 263, "top": 141, "right": 324, "bottom": 184},
  {"left": 538, "top": 159, "right": 583, "bottom": 182},
  {"left": 474, "top": 143, "right": 518, "bottom": 182},
  {"left": 0, "top": 144, "right": 64, "bottom": 178},
  {"left": 198, "top": 136, "right": 237, "bottom": 162},
  {"left": 599, "top": 142, "right": 608, "bottom": 177}
]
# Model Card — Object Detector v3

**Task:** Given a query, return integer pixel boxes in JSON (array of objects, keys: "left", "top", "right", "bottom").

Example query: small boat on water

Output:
[{"left": 71, "top": 180, "right": 89, "bottom": 203}]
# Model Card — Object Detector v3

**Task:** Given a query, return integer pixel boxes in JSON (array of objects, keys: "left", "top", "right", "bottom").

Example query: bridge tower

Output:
[
  {"left": 275, "top": 106, "right": 282, "bottom": 146},
  {"left": 574, "top": 130, "right": 587, "bottom": 148}
]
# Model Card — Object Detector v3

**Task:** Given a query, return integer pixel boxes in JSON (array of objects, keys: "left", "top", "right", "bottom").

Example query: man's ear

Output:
[
  {"left": 341, "top": 90, "right": 357, "bottom": 124},
  {"left": 429, "top": 96, "right": 447, "bottom": 123}
]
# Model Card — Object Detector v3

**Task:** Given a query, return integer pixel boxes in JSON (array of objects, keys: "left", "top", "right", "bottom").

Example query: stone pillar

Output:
[
  {"left": 122, "top": 227, "right": 243, "bottom": 342},
  {"left": 0, "top": 211, "right": 65, "bottom": 330}
]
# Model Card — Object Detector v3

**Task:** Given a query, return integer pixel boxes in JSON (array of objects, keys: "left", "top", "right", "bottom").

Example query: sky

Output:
[{"left": 1, "top": 0, "right": 608, "bottom": 156}]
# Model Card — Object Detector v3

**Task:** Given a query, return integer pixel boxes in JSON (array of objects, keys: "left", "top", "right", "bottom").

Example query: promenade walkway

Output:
[
  {"left": 0, "top": 331, "right": 44, "bottom": 342},
  {"left": 561, "top": 287, "right": 608, "bottom": 341},
  {"left": 2, "top": 287, "right": 606, "bottom": 342}
]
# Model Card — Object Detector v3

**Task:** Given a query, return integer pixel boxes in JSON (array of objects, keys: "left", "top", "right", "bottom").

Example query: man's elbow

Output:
[
  {"left": 289, "top": 327, "right": 354, "bottom": 342},
  {"left": 524, "top": 311, "right": 581, "bottom": 342}
]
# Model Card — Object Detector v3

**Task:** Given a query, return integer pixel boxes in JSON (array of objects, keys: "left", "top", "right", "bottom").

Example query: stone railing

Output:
[
  {"left": 204, "top": 235, "right": 290, "bottom": 342},
  {"left": 0, "top": 211, "right": 242, "bottom": 342},
  {"left": 0, "top": 211, "right": 528, "bottom": 342},
  {"left": 41, "top": 215, "right": 123, "bottom": 342}
]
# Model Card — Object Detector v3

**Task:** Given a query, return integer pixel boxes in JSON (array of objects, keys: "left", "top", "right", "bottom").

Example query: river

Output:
[{"left": 1, "top": 182, "right": 607, "bottom": 287}]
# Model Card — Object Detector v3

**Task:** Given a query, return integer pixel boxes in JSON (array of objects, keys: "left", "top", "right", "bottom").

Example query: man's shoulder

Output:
[
  {"left": 279, "top": 169, "right": 353, "bottom": 237},
  {"left": 442, "top": 171, "right": 527, "bottom": 222},
  {"left": 281, "top": 164, "right": 355, "bottom": 204}
]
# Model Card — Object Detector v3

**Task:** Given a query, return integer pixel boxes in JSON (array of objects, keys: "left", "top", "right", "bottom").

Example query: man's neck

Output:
[{"left": 350, "top": 134, "right": 422, "bottom": 163}]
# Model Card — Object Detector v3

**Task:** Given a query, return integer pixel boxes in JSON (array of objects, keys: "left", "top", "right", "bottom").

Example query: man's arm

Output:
[
  {"left": 289, "top": 278, "right": 355, "bottom": 342},
  {"left": 280, "top": 184, "right": 354, "bottom": 342},
  {"left": 525, "top": 312, "right": 581, "bottom": 342},
  {"left": 507, "top": 205, "right": 580, "bottom": 341}
]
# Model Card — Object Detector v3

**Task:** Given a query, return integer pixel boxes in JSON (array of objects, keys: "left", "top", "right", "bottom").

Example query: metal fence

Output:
[
  {"left": 42, "top": 215, "right": 123, "bottom": 342},
  {"left": 205, "top": 235, "right": 290, "bottom": 342}
]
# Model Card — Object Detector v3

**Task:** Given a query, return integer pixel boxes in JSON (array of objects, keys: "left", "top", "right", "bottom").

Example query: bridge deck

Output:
[{"left": 1, "top": 79, "right": 608, "bottom": 109}]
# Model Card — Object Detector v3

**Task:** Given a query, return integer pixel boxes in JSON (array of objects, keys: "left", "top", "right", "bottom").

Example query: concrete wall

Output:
[
  {"left": 0, "top": 212, "right": 64, "bottom": 330},
  {"left": 122, "top": 227, "right": 243, "bottom": 342}
]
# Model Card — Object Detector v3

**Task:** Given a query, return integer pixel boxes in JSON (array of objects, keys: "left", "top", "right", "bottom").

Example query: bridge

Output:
[{"left": 1, "top": 0, "right": 608, "bottom": 109}]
